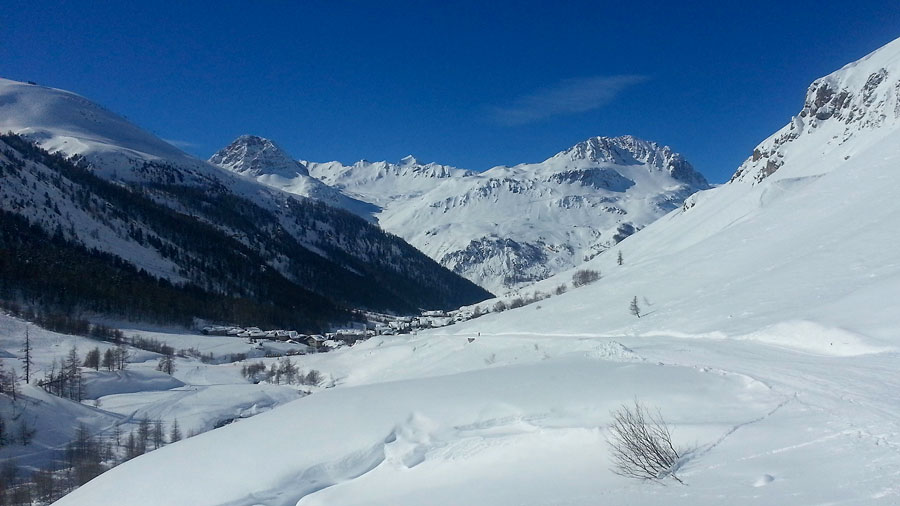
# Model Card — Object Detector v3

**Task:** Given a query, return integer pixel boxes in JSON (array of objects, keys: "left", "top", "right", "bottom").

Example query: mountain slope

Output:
[
  {"left": 209, "top": 136, "right": 379, "bottom": 219},
  {"left": 467, "top": 36, "right": 900, "bottom": 341},
  {"left": 232, "top": 136, "right": 708, "bottom": 294},
  {"left": 53, "top": 36, "right": 900, "bottom": 506},
  {"left": 0, "top": 79, "right": 492, "bottom": 323},
  {"left": 377, "top": 135, "right": 708, "bottom": 293}
]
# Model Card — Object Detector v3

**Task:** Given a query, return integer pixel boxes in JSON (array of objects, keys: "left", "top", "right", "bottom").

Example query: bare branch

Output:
[{"left": 608, "top": 400, "right": 683, "bottom": 484}]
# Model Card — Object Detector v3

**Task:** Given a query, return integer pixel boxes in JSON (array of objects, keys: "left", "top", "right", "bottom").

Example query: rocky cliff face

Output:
[{"left": 731, "top": 38, "right": 900, "bottom": 184}]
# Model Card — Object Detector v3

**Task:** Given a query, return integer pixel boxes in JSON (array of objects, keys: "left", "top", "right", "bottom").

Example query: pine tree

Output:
[
  {"left": 20, "top": 327, "right": 33, "bottom": 384},
  {"left": 114, "top": 344, "right": 130, "bottom": 370},
  {"left": 169, "top": 419, "right": 182, "bottom": 443},
  {"left": 102, "top": 348, "right": 115, "bottom": 371},
  {"left": 136, "top": 417, "right": 151, "bottom": 455},
  {"left": 83, "top": 347, "right": 101, "bottom": 370},
  {"left": 65, "top": 346, "right": 83, "bottom": 401},
  {"left": 152, "top": 419, "right": 165, "bottom": 449},
  {"left": 0, "top": 364, "right": 19, "bottom": 401},
  {"left": 630, "top": 296, "right": 641, "bottom": 318},
  {"left": 17, "top": 419, "right": 34, "bottom": 445},
  {"left": 124, "top": 431, "right": 139, "bottom": 460},
  {"left": 157, "top": 348, "right": 175, "bottom": 375}
]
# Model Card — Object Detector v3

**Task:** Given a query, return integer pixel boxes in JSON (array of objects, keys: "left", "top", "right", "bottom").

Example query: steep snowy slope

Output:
[
  {"left": 0, "top": 79, "right": 492, "bottom": 321},
  {"left": 55, "top": 37, "right": 900, "bottom": 506},
  {"left": 238, "top": 136, "right": 707, "bottom": 294},
  {"left": 209, "top": 136, "right": 378, "bottom": 219},
  {"left": 0, "top": 79, "right": 218, "bottom": 186}
]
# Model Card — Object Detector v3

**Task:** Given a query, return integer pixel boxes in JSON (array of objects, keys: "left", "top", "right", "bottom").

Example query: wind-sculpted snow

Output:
[{"left": 54, "top": 354, "right": 781, "bottom": 506}]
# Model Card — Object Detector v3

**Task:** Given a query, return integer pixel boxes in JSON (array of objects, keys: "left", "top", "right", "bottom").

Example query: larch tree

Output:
[
  {"left": 630, "top": 296, "right": 641, "bottom": 318},
  {"left": 20, "top": 327, "right": 33, "bottom": 384}
]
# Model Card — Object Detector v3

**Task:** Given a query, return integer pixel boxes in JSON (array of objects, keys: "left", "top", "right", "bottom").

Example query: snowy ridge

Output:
[
  {"left": 209, "top": 136, "right": 379, "bottom": 219},
  {"left": 246, "top": 136, "right": 707, "bottom": 293},
  {"left": 307, "top": 156, "right": 476, "bottom": 209},
  {"left": 0, "top": 78, "right": 227, "bottom": 188},
  {"left": 209, "top": 135, "right": 309, "bottom": 178},
  {"left": 378, "top": 135, "right": 708, "bottom": 293},
  {"left": 731, "top": 37, "right": 900, "bottom": 184}
]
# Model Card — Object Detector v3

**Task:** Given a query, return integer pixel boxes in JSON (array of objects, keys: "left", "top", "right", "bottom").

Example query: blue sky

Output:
[{"left": 2, "top": 1, "right": 899, "bottom": 182}]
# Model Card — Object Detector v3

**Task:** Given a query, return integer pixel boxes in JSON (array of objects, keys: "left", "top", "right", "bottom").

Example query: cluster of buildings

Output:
[
  {"left": 200, "top": 325, "right": 373, "bottom": 352},
  {"left": 371, "top": 308, "right": 477, "bottom": 335},
  {"left": 201, "top": 307, "right": 481, "bottom": 353}
]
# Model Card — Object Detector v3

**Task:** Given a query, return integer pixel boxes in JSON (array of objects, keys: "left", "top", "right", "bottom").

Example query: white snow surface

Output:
[
  {"left": 54, "top": 37, "right": 900, "bottom": 505},
  {"left": 0, "top": 317, "right": 307, "bottom": 469}
]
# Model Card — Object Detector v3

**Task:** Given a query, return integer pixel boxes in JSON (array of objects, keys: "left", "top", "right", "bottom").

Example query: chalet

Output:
[
  {"left": 307, "top": 334, "right": 326, "bottom": 351},
  {"left": 427, "top": 317, "right": 453, "bottom": 328},
  {"left": 375, "top": 324, "right": 396, "bottom": 335},
  {"left": 334, "top": 329, "right": 367, "bottom": 344},
  {"left": 323, "top": 339, "right": 345, "bottom": 351}
]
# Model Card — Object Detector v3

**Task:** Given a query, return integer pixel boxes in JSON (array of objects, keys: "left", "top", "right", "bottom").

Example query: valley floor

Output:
[{"left": 51, "top": 321, "right": 900, "bottom": 506}]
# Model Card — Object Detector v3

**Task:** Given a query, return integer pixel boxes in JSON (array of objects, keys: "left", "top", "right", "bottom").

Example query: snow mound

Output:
[
  {"left": 736, "top": 321, "right": 892, "bottom": 356},
  {"left": 82, "top": 369, "right": 185, "bottom": 399},
  {"left": 585, "top": 340, "right": 643, "bottom": 361}
]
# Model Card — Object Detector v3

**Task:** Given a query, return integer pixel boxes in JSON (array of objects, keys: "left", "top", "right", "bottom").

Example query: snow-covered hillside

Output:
[
  {"left": 0, "top": 314, "right": 307, "bottom": 473},
  {"left": 0, "top": 78, "right": 221, "bottom": 186},
  {"left": 224, "top": 135, "right": 708, "bottom": 294},
  {"left": 0, "top": 79, "right": 492, "bottom": 320},
  {"left": 55, "top": 37, "right": 900, "bottom": 506}
]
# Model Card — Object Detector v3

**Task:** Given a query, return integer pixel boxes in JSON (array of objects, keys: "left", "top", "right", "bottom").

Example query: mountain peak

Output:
[
  {"left": 399, "top": 154, "right": 420, "bottom": 166},
  {"left": 730, "top": 36, "right": 900, "bottom": 184},
  {"left": 210, "top": 135, "right": 308, "bottom": 178},
  {"left": 553, "top": 135, "right": 708, "bottom": 187}
]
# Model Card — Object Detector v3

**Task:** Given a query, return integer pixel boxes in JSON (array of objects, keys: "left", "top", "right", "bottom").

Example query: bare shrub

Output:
[
  {"left": 608, "top": 400, "right": 683, "bottom": 484},
  {"left": 572, "top": 269, "right": 600, "bottom": 287}
]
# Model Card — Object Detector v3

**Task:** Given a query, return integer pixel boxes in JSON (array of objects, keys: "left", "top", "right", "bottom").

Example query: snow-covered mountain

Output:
[
  {"left": 54, "top": 36, "right": 900, "bottom": 506},
  {"left": 375, "top": 135, "right": 708, "bottom": 293},
  {"left": 225, "top": 135, "right": 708, "bottom": 294},
  {"left": 307, "top": 155, "right": 476, "bottom": 209},
  {"left": 209, "top": 136, "right": 379, "bottom": 219},
  {"left": 0, "top": 78, "right": 492, "bottom": 324}
]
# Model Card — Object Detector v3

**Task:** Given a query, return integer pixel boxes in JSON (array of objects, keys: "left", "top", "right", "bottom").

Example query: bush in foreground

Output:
[{"left": 608, "top": 400, "right": 683, "bottom": 484}]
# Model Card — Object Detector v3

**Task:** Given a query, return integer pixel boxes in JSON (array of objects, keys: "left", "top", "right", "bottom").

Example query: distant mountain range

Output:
[{"left": 212, "top": 135, "right": 709, "bottom": 294}]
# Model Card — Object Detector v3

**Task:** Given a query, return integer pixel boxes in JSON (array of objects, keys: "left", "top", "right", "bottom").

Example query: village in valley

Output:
[{"left": 200, "top": 307, "right": 479, "bottom": 354}]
